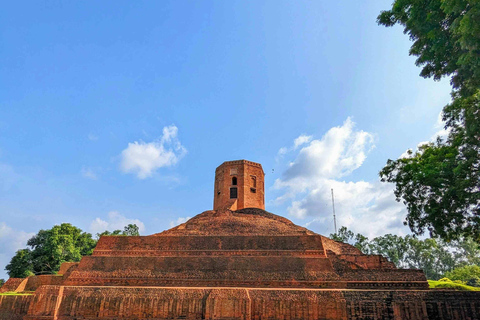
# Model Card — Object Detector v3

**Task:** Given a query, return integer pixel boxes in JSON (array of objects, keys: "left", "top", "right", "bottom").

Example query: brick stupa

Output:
[{"left": 1, "top": 160, "right": 480, "bottom": 320}]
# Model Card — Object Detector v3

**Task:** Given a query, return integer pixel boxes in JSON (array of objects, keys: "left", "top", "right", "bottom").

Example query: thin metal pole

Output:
[{"left": 331, "top": 188, "right": 337, "bottom": 234}]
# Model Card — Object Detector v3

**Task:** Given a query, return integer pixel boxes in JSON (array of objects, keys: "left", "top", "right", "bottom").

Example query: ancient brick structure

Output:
[
  {"left": 214, "top": 160, "right": 265, "bottom": 211},
  {"left": 1, "top": 159, "right": 479, "bottom": 319}
]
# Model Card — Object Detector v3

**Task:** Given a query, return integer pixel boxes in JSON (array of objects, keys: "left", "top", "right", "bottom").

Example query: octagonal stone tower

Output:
[{"left": 213, "top": 160, "right": 265, "bottom": 211}]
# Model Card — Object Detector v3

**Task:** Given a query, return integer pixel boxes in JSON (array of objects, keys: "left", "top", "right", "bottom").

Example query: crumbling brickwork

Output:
[
  {"left": 0, "top": 295, "right": 32, "bottom": 320},
  {"left": 0, "top": 278, "right": 28, "bottom": 293},
  {"left": 1, "top": 160, "right": 479, "bottom": 319}
]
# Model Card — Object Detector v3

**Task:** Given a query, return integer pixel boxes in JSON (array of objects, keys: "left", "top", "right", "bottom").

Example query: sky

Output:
[{"left": 0, "top": 1, "right": 452, "bottom": 279}]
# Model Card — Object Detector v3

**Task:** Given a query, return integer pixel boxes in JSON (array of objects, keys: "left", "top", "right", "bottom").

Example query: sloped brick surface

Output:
[{"left": 3, "top": 207, "right": 480, "bottom": 319}]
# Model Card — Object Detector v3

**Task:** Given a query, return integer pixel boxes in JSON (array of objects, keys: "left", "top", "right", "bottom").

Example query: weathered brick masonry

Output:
[{"left": 1, "top": 160, "right": 479, "bottom": 319}]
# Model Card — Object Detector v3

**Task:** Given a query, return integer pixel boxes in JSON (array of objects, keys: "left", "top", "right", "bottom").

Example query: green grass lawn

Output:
[
  {"left": 429, "top": 280, "right": 480, "bottom": 291},
  {"left": 0, "top": 291, "right": 34, "bottom": 296}
]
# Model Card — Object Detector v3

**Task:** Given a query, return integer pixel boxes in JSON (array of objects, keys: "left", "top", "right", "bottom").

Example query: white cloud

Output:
[
  {"left": 431, "top": 111, "right": 451, "bottom": 141},
  {"left": 89, "top": 211, "right": 146, "bottom": 235},
  {"left": 0, "top": 222, "right": 35, "bottom": 278},
  {"left": 120, "top": 125, "right": 187, "bottom": 179},
  {"left": 88, "top": 133, "right": 98, "bottom": 141},
  {"left": 275, "top": 118, "right": 375, "bottom": 191},
  {"left": 274, "top": 118, "right": 408, "bottom": 238},
  {"left": 0, "top": 223, "right": 34, "bottom": 253},
  {"left": 169, "top": 216, "right": 191, "bottom": 228},
  {"left": 81, "top": 167, "right": 97, "bottom": 180},
  {"left": 276, "top": 135, "right": 313, "bottom": 160},
  {"left": 293, "top": 135, "right": 313, "bottom": 149},
  {"left": 399, "top": 111, "right": 451, "bottom": 159},
  {"left": 277, "top": 147, "right": 288, "bottom": 156}
]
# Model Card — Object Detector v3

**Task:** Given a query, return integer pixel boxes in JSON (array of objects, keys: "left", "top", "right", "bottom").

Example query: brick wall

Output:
[
  {"left": 214, "top": 160, "right": 265, "bottom": 211},
  {"left": 17, "top": 286, "right": 480, "bottom": 320},
  {"left": 24, "top": 275, "right": 64, "bottom": 292},
  {"left": 0, "top": 295, "right": 32, "bottom": 320},
  {"left": 0, "top": 278, "right": 28, "bottom": 293}
]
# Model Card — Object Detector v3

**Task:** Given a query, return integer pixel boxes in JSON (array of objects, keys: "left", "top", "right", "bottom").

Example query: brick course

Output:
[{"left": 2, "top": 160, "right": 479, "bottom": 319}]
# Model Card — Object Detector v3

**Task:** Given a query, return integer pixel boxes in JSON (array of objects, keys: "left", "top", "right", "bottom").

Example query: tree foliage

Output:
[
  {"left": 96, "top": 223, "right": 140, "bottom": 238},
  {"left": 330, "top": 226, "right": 480, "bottom": 279},
  {"left": 378, "top": 0, "right": 480, "bottom": 241},
  {"left": 5, "top": 223, "right": 96, "bottom": 278},
  {"left": 445, "top": 265, "right": 480, "bottom": 286},
  {"left": 5, "top": 249, "right": 35, "bottom": 278},
  {"left": 27, "top": 223, "right": 96, "bottom": 274},
  {"left": 5, "top": 223, "right": 141, "bottom": 278}
]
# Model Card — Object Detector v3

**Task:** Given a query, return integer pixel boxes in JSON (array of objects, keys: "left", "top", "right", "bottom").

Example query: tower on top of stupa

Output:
[{"left": 213, "top": 160, "right": 265, "bottom": 211}]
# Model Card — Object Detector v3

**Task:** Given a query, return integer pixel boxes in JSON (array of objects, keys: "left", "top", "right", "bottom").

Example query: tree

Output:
[
  {"left": 96, "top": 223, "right": 140, "bottom": 238},
  {"left": 404, "top": 237, "right": 456, "bottom": 280},
  {"left": 329, "top": 226, "right": 477, "bottom": 280},
  {"left": 330, "top": 226, "right": 355, "bottom": 243},
  {"left": 451, "top": 236, "right": 480, "bottom": 266},
  {"left": 330, "top": 227, "right": 371, "bottom": 253},
  {"left": 123, "top": 224, "right": 140, "bottom": 236},
  {"left": 0, "top": 279, "right": 4, "bottom": 287},
  {"left": 5, "top": 223, "right": 96, "bottom": 278},
  {"left": 445, "top": 265, "right": 480, "bottom": 286},
  {"left": 370, "top": 234, "right": 410, "bottom": 268},
  {"left": 5, "top": 249, "right": 34, "bottom": 278},
  {"left": 378, "top": 0, "right": 480, "bottom": 241}
]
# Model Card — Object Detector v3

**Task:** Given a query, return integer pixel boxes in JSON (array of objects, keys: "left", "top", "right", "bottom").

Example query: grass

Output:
[
  {"left": 428, "top": 280, "right": 480, "bottom": 291},
  {"left": 0, "top": 291, "right": 34, "bottom": 296}
]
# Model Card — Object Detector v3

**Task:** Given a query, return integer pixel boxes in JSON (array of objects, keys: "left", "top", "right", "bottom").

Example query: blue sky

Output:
[{"left": 0, "top": 1, "right": 451, "bottom": 279}]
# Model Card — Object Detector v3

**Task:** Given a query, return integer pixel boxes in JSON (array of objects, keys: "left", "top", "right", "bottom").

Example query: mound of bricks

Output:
[{"left": 1, "top": 160, "right": 479, "bottom": 320}]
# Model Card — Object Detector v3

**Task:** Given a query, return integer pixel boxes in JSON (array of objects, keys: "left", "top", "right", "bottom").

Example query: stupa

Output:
[{"left": 1, "top": 160, "right": 479, "bottom": 320}]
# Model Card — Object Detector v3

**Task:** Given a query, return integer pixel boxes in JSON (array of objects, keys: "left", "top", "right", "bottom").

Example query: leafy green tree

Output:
[
  {"left": 96, "top": 229, "right": 123, "bottom": 238},
  {"left": 330, "top": 226, "right": 355, "bottom": 243},
  {"left": 330, "top": 226, "right": 469, "bottom": 279},
  {"left": 27, "top": 223, "right": 96, "bottom": 274},
  {"left": 0, "top": 279, "right": 4, "bottom": 287},
  {"left": 378, "top": 0, "right": 480, "bottom": 241},
  {"left": 405, "top": 237, "right": 456, "bottom": 280},
  {"left": 451, "top": 237, "right": 480, "bottom": 266},
  {"left": 445, "top": 265, "right": 480, "bottom": 285},
  {"left": 378, "top": 0, "right": 480, "bottom": 96},
  {"left": 96, "top": 223, "right": 140, "bottom": 238},
  {"left": 370, "top": 234, "right": 410, "bottom": 268},
  {"left": 5, "top": 249, "right": 34, "bottom": 278},
  {"left": 330, "top": 227, "right": 371, "bottom": 253},
  {"left": 353, "top": 233, "right": 371, "bottom": 254},
  {"left": 123, "top": 224, "right": 140, "bottom": 236},
  {"left": 5, "top": 223, "right": 96, "bottom": 277}
]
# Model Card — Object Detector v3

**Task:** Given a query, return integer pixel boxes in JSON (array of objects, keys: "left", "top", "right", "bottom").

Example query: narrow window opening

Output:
[
  {"left": 230, "top": 187, "right": 238, "bottom": 199},
  {"left": 251, "top": 176, "right": 256, "bottom": 188},
  {"left": 232, "top": 177, "right": 237, "bottom": 185}
]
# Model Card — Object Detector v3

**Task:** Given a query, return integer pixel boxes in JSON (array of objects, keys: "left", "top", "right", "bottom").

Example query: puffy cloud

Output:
[
  {"left": 169, "top": 216, "right": 191, "bottom": 228},
  {"left": 89, "top": 211, "right": 146, "bottom": 235},
  {"left": 275, "top": 118, "right": 375, "bottom": 191},
  {"left": 120, "top": 125, "right": 187, "bottom": 179},
  {"left": 274, "top": 118, "right": 408, "bottom": 238},
  {"left": 0, "top": 222, "right": 35, "bottom": 279},
  {"left": 293, "top": 135, "right": 313, "bottom": 149},
  {"left": 276, "top": 135, "right": 313, "bottom": 159},
  {"left": 431, "top": 111, "right": 451, "bottom": 141},
  {"left": 399, "top": 112, "right": 451, "bottom": 160},
  {"left": 81, "top": 167, "right": 97, "bottom": 180}
]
